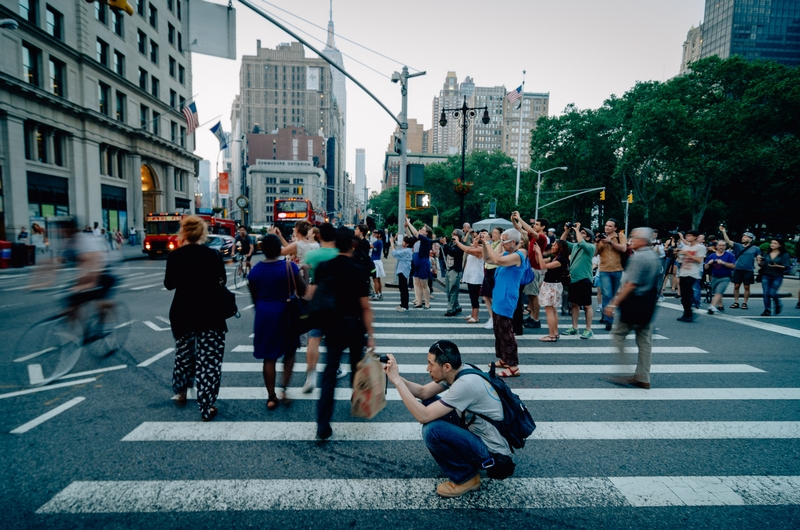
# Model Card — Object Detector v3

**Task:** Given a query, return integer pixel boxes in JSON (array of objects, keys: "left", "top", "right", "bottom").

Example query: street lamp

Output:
[
  {"left": 533, "top": 166, "right": 568, "bottom": 221},
  {"left": 439, "top": 96, "right": 490, "bottom": 225}
]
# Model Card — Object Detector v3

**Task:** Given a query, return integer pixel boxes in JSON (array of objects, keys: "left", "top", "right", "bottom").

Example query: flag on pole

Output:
[
  {"left": 181, "top": 102, "right": 199, "bottom": 134},
  {"left": 507, "top": 85, "right": 522, "bottom": 104},
  {"left": 210, "top": 121, "right": 228, "bottom": 150}
]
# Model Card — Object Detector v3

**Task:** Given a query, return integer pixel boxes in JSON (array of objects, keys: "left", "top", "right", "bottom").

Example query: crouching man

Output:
[{"left": 383, "top": 340, "right": 514, "bottom": 498}]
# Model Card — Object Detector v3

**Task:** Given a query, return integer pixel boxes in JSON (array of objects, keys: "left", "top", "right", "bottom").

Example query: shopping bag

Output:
[{"left": 350, "top": 352, "right": 386, "bottom": 419}]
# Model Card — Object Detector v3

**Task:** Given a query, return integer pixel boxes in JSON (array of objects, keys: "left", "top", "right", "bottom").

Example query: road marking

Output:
[
  {"left": 371, "top": 333, "right": 667, "bottom": 340},
  {"left": 241, "top": 304, "right": 254, "bottom": 311},
  {"left": 739, "top": 316, "right": 800, "bottom": 319},
  {"left": 36, "top": 475, "right": 800, "bottom": 513},
  {"left": 122, "top": 421, "right": 800, "bottom": 442},
  {"left": 14, "top": 346, "right": 57, "bottom": 363},
  {"left": 0, "top": 378, "right": 97, "bottom": 400},
  {"left": 156, "top": 316, "right": 171, "bottom": 324},
  {"left": 230, "top": 345, "right": 704, "bottom": 354},
  {"left": 373, "top": 323, "right": 629, "bottom": 329},
  {"left": 221, "top": 362, "right": 762, "bottom": 374},
  {"left": 657, "top": 302, "right": 800, "bottom": 339},
  {"left": 2, "top": 285, "right": 31, "bottom": 292},
  {"left": 113, "top": 321, "right": 135, "bottom": 329},
  {"left": 60, "top": 365, "right": 127, "bottom": 379},
  {"left": 142, "top": 321, "right": 170, "bottom": 332},
  {"left": 10, "top": 397, "right": 86, "bottom": 434},
  {"left": 137, "top": 348, "right": 176, "bottom": 368},
  {"left": 179, "top": 386, "right": 800, "bottom": 402},
  {"left": 130, "top": 283, "right": 161, "bottom": 291}
]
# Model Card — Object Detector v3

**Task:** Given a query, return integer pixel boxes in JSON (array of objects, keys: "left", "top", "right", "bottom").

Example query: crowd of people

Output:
[{"left": 161, "top": 213, "right": 798, "bottom": 498}]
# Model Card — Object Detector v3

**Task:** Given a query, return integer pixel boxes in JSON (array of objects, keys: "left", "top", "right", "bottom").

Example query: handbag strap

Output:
[{"left": 286, "top": 260, "right": 297, "bottom": 297}]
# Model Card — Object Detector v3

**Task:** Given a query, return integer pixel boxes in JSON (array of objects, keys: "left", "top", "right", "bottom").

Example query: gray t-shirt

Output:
[
  {"left": 622, "top": 247, "right": 661, "bottom": 294},
  {"left": 439, "top": 368, "right": 511, "bottom": 456},
  {"left": 731, "top": 242, "right": 760, "bottom": 271}
]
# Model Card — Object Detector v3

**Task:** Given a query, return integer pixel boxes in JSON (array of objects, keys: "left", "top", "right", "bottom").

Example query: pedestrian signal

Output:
[
  {"left": 415, "top": 192, "right": 431, "bottom": 209},
  {"left": 600, "top": 189, "right": 606, "bottom": 201},
  {"left": 627, "top": 192, "right": 633, "bottom": 203}
]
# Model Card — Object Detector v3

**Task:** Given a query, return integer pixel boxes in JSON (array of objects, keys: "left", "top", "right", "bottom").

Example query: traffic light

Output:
[
  {"left": 627, "top": 192, "right": 634, "bottom": 203},
  {"left": 405, "top": 191, "right": 412, "bottom": 209},
  {"left": 393, "top": 134, "right": 402, "bottom": 154},
  {"left": 415, "top": 192, "right": 431, "bottom": 209},
  {"left": 600, "top": 189, "right": 606, "bottom": 201}
]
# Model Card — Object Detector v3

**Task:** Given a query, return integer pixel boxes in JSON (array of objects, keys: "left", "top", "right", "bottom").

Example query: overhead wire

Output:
[{"left": 252, "top": 0, "right": 421, "bottom": 73}]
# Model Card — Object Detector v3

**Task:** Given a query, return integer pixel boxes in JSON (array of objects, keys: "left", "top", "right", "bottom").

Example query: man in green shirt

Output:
[{"left": 560, "top": 222, "right": 595, "bottom": 339}]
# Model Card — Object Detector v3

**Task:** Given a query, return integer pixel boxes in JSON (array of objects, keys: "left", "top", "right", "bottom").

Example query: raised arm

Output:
[{"left": 405, "top": 217, "right": 419, "bottom": 238}]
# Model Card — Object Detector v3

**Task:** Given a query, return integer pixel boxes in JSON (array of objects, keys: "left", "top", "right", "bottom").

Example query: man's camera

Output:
[
  {"left": 379, "top": 355, "right": 390, "bottom": 363},
  {"left": 596, "top": 233, "right": 607, "bottom": 240},
  {"left": 565, "top": 222, "right": 573, "bottom": 229}
]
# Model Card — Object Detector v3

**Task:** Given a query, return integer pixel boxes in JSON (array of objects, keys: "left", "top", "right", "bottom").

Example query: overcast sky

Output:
[{"left": 192, "top": 0, "right": 706, "bottom": 195}]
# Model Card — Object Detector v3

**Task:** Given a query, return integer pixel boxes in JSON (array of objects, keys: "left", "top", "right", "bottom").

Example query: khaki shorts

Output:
[{"left": 523, "top": 268, "right": 544, "bottom": 296}]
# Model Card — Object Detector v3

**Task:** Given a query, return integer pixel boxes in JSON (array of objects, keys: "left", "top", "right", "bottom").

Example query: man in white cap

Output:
[{"left": 719, "top": 226, "right": 759, "bottom": 310}]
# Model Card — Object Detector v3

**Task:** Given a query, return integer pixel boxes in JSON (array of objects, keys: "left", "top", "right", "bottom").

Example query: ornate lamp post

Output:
[{"left": 439, "top": 96, "right": 490, "bottom": 225}]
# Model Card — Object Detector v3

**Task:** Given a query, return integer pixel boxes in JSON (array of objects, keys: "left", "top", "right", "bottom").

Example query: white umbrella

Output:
[{"left": 472, "top": 218, "right": 514, "bottom": 232}]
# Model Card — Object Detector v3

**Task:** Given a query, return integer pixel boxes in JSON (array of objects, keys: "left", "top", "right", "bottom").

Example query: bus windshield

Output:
[
  {"left": 276, "top": 201, "right": 309, "bottom": 213},
  {"left": 146, "top": 221, "right": 181, "bottom": 235}
]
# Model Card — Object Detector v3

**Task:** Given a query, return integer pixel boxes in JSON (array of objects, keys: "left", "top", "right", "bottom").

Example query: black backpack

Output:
[{"left": 454, "top": 363, "right": 536, "bottom": 452}]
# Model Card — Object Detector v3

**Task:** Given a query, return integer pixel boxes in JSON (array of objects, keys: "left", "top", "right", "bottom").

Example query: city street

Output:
[{"left": 2, "top": 256, "right": 800, "bottom": 529}]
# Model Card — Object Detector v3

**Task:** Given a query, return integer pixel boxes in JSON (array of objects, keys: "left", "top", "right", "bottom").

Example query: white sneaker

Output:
[
  {"left": 596, "top": 304, "right": 601, "bottom": 312},
  {"left": 336, "top": 367, "right": 348, "bottom": 379},
  {"left": 483, "top": 319, "right": 494, "bottom": 329},
  {"left": 302, "top": 370, "right": 316, "bottom": 393}
]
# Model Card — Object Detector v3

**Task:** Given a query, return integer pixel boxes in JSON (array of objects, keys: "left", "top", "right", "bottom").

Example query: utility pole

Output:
[{"left": 394, "top": 67, "right": 426, "bottom": 238}]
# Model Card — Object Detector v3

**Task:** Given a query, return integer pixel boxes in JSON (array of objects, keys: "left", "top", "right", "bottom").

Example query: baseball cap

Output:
[
  {"left": 548, "top": 228, "right": 555, "bottom": 233},
  {"left": 743, "top": 231, "right": 755, "bottom": 240}
]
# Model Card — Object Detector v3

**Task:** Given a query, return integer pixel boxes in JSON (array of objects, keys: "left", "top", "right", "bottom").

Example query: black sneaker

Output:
[
  {"left": 523, "top": 320, "right": 541, "bottom": 329},
  {"left": 761, "top": 309, "right": 772, "bottom": 316},
  {"left": 605, "top": 322, "right": 612, "bottom": 331},
  {"left": 455, "top": 307, "right": 463, "bottom": 314},
  {"left": 677, "top": 315, "right": 693, "bottom": 322}
]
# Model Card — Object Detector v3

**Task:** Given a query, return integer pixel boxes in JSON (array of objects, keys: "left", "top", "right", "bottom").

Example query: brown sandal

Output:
[{"left": 267, "top": 396, "right": 279, "bottom": 411}]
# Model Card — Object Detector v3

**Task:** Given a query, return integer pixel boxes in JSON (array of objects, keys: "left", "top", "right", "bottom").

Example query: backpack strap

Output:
[{"left": 453, "top": 364, "right": 501, "bottom": 428}]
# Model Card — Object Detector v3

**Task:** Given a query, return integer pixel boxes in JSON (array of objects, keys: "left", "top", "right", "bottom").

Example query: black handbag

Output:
[
  {"left": 618, "top": 288, "right": 658, "bottom": 325},
  {"left": 286, "top": 261, "right": 313, "bottom": 335},
  {"left": 220, "top": 283, "right": 240, "bottom": 319}
]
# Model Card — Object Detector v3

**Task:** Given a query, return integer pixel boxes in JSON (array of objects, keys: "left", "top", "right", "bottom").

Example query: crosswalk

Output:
[{"left": 32, "top": 290, "right": 800, "bottom": 514}]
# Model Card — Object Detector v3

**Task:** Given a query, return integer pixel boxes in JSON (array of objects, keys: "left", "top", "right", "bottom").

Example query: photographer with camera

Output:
[
  {"left": 560, "top": 222, "right": 596, "bottom": 339},
  {"left": 382, "top": 341, "right": 514, "bottom": 498},
  {"left": 596, "top": 219, "right": 628, "bottom": 331},
  {"left": 439, "top": 230, "right": 465, "bottom": 317}
]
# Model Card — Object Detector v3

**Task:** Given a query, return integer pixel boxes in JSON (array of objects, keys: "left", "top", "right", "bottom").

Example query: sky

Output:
[{"left": 192, "top": 0, "right": 706, "bottom": 196}]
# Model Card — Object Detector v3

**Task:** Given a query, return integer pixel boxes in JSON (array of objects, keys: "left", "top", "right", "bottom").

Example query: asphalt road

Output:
[{"left": 2, "top": 256, "right": 800, "bottom": 529}]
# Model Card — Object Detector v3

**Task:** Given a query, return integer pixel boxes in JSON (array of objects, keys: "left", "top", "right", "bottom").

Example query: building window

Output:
[
  {"left": 148, "top": 3, "right": 157, "bottom": 29},
  {"left": 137, "top": 30, "right": 146, "bottom": 54},
  {"left": 49, "top": 57, "right": 64, "bottom": 97},
  {"left": 152, "top": 112, "right": 160, "bottom": 135},
  {"left": 96, "top": 39, "right": 109, "bottom": 67},
  {"left": 113, "top": 50, "right": 125, "bottom": 76},
  {"left": 98, "top": 82, "right": 110, "bottom": 116},
  {"left": 138, "top": 68, "right": 147, "bottom": 90},
  {"left": 177, "top": 32, "right": 182, "bottom": 53},
  {"left": 178, "top": 65, "right": 185, "bottom": 85},
  {"left": 95, "top": 1, "right": 107, "bottom": 24},
  {"left": 21, "top": 43, "right": 40, "bottom": 86},
  {"left": 46, "top": 5, "right": 63, "bottom": 40},
  {"left": 19, "top": 0, "right": 38, "bottom": 24},
  {"left": 169, "top": 89, "right": 176, "bottom": 108},
  {"left": 168, "top": 23, "right": 175, "bottom": 45},
  {"left": 140, "top": 104, "right": 149, "bottom": 130},
  {"left": 168, "top": 56, "right": 175, "bottom": 77},
  {"left": 149, "top": 41, "right": 158, "bottom": 64},
  {"left": 179, "top": 126, "right": 185, "bottom": 147},
  {"left": 177, "top": 0, "right": 181, "bottom": 20},
  {"left": 115, "top": 91, "right": 126, "bottom": 122},
  {"left": 112, "top": 9, "right": 123, "bottom": 37},
  {"left": 167, "top": 0, "right": 173, "bottom": 11},
  {"left": 170, "top": 121, "right": 177, "bottom": 142},
  {"left": 179, "top": 96, "right": 185, "bottom": 109},
  {"left": 151, "top": 76, "right": 159, "bottom": 98},
  {"left": 136, "top": 0, "right": 144, "bottom": 17}
]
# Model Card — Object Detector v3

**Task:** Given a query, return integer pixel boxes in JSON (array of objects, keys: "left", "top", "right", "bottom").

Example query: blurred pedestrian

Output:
[
  {"left": 370, "top": 230, "right": 386, "bottom": 300},
  {"left": 17, "top": 226, "right": 29, "bottom": 244},
  {"left": 390, "top": 235, "right": 414, "bottom": 312},
  {"left": 440, "top": 229, "right": 464, "bottom": 317},
  {"left": 248, "top": 234, "right": 306, "bottom": 410},
  {"left": 406, "top": 218, "right": 433, "bottom": 309},
  {"left": 676, "top": 230, "right": 706, "bottom": 322},
  {"left": 704, "top": 240, "right": 735, "bottom": 314},
  {"left": 756, "top": 239, "right": 792, "bottom": 316},
  {"left": 165, "top": 216, "right": 227, "bottom": 421}
]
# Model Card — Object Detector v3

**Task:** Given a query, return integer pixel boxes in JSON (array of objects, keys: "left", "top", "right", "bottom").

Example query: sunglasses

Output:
[{"left": 430, "top": 341, "right": 445, "bottom": 356}]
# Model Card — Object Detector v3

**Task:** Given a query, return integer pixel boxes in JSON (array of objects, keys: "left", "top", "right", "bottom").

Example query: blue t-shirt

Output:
[
  {"left": 491, "top": 251, "right": 525, "bottom": 319},
  {"left": 705, "top": 251, "right": 735, "bottom": 278},
  {"left": 371, "top": 240, "right": 383, "bottom": 260}
]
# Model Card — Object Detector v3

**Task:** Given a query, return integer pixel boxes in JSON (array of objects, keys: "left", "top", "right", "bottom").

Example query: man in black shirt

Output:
[
  {"left": 440, "top": 229, "right": 465, "bottom": 316},
  {"left": 234, "top": 226, "right": 253, "bottom": 275},
  {"left": 315, "top": 227, "right": 375, "bottom": 440}
]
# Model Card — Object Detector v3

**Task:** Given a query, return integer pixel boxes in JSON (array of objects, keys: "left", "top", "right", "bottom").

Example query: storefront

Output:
[
  {"left": 27, "top": 172, "right": 69, "bottom": 220},
  {"left": 101, "top": 184, "right": 128, "bottom": 235}
]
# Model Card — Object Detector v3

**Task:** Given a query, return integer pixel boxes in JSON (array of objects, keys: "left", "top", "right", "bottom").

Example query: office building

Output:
[
  {"left": 0, "top": 0, "right": 199, "bottom": 240},
  {"left": 501, "top": 92, "right": 550, "bottom": 171},
  {"left": 466, "top": 85, "right": 506, "bottom": 153},
  {"left": 680, "top": 23, "right": 704, "bottom": 74}
]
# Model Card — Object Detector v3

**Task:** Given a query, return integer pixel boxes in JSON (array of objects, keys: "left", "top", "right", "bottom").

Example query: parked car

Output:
[
  {"left": 204, "top": 234, "right": 235, "bottom": 259},
  {"left": 250, "top": 233, "right": 263, "bottom": 254}
]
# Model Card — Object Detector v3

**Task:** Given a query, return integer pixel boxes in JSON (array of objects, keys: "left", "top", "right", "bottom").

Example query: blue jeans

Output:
[
  {"left": 693, "top": 278, "right": 702, "bottom": 306},
  {"left": 421, "top": 398, "right": 492, "bottom": 484},
  {"left": 762, "top": 276, "right": 783, "bottom": 311},
  {"left": 600, "top": 271, "right": 623, "bottom": 324}
]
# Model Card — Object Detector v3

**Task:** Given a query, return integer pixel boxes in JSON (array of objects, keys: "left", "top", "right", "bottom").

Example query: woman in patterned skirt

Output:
[{"left": 165, "top": 216, "right": 228, "bottom": 421}]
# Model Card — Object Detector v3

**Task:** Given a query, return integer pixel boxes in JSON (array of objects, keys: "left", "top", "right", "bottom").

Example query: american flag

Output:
[
  {"left": 181, "top": 102, "right": 199, "bottom": 135},
  {"left": 507, "top": 85, "right": 522, "bottom": 104}
]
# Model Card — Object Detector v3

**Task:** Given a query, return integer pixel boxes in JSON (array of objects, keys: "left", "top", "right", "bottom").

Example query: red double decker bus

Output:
[{"left": 273, "top": 199, "right": 324, "bottom": 237}]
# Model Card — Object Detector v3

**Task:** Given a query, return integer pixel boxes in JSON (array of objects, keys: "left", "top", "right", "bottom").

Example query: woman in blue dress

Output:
[
  {"left": 405, "top": 217, "right": 433, "bottom": 309},
  {"left": 247, "top": 234, "right": 306, "bottom": 410}
]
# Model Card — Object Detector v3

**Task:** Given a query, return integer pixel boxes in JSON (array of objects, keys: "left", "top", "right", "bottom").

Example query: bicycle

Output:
[
  {"left": 233, "top": 253, "right": 249, "bottom": 289},
  {"left": 13, "top": 296, "right": 131, "bottom": 387}
]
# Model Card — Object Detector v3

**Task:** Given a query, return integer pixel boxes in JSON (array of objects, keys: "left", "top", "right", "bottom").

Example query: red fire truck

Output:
[
  {"left": 142, "top": 213, "right": 237, "bottom": 259},
  {"left": 273, "top": 199, "right": 325, "bottom": 238}
]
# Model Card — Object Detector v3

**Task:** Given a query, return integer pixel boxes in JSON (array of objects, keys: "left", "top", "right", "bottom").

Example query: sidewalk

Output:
[{"left": 0, "top": 242, "right": 147, "bottom": 275}]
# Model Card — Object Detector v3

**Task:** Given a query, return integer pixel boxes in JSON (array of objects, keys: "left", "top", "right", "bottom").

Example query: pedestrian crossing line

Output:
[
  {"left": 130, "top": 283, "right": 162, "bottom": 291},
  {"left": 0, "top": 378, "right": 97, "bottom": 400},
  {"left": 373, "top": 323, "right": 620, "bottom": 329},
  {"left": 367, "top": 333, "right": 669, "bottom": 341},
  {"left": 121, "top": 421, "right": 800, "bottom": 442},
  {"left": 36, "top": 475, "right": 800, "bottom": 512},
  {"left": 657, "top": 302, "right": 800, "bottom": 339},
  {"left": 221, "top": 362, "right": 764, "bottom": 374},
  {"left": 231, "top": 346, "right": 706, "bottom": 355},
  {"left": 183, "top": 387, "right": 800, "bottom": 402},
  {"left": 10, "top": 397, "right": 86, "bottom": 434}
]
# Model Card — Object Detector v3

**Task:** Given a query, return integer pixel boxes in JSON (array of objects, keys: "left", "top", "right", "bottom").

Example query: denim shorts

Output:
[{"left": 308, "top": 328, "right": 323, "bottom": 339}]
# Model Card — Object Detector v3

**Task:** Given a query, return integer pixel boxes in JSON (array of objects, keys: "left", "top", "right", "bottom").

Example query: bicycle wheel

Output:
[
  {"left": 84, "top": 300, "right": 132, "bottom": 358},
  {"left": 234, "top": 264, "right": 244, "bottom": 289},
  {"left": 14, "top": 316, "right": 82, "bottom": 387}
]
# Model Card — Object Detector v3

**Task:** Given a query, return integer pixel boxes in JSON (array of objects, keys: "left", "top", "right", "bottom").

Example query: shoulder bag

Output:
[
  {"left": 286, "top": 260, "right": 313, "bottom": 335},
  {"left": 220, "top": 282, "right": 239, "bottom": 319}
]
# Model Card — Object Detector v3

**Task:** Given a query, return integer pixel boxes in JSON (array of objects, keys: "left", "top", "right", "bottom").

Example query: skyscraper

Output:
[
  {"left": 430, "top": 71, "right": 462, "bottom": 155},
  {"left": 321, "top": 1, "right": 346, "bottom": 181},
  {"left": 501, "top": 92, "right": 550, "bottom": 171},
  {"left": 686, "top": 0, "right": 800, "bottom": 69}
]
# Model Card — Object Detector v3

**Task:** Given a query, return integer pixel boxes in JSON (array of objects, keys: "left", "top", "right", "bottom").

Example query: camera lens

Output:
[{"left": 379, "top": 355, "right": 390, "bottom": 363}]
